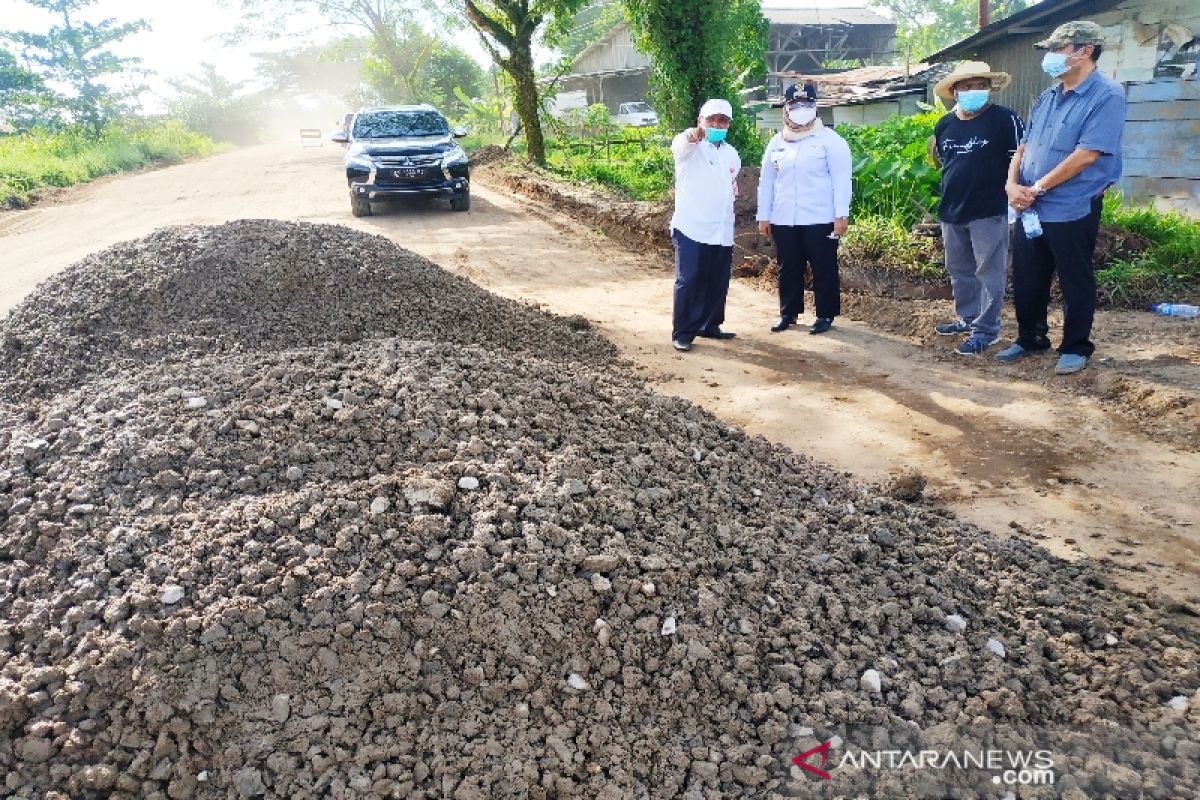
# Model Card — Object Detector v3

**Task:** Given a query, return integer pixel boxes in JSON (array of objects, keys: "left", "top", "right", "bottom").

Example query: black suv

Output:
[{"left": 331, "top": 105, "right": 470, "bottom": 216}]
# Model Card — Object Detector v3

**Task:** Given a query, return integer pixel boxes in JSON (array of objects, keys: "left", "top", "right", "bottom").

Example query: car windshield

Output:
[
  {"left": 623, "top": 103, "right": 651, "bottom": 113},
  {"left": 353, "top": 110, "right": 448, "bottom": 139}
]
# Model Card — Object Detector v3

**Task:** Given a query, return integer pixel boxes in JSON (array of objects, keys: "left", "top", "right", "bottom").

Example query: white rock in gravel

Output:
[
  {"left": 591, "top": 574, "right": 611, "bottom": 592},
  {"left": 986, "top": 638, "right": 1007, "bottom": 658},
  {"left": 1105, "top": 633, "right": 1119, "bottom": 646},
  {"left": 285, "top": 466, "right": 303, "bottom": 481},
  {"left": 567, "top": 673, "right": 590, "bottom": 691},
  {"left": 860, "top": 669, "right": 882, "bottom": 694},
  {"left": 185, "top": 397, "right": 208, "bottom": 409},
  {"left": 594, "top": 619, "right": 611, "bottom": 646},
  {"left": 457, "top": 476, "right": 480, "bottom": 490},
  {"left": 369, "top": 496, "right": 390, "bottom": 514},
  {"left": 1165, "top": 695, "right": 1189, "bottom": 712},
  {"left": 945, "top": 614, "right": 967, "bottom": 633},
  {"left": 641, "top": 582, "right": 656, "bottom": 596},
  {"left": 235, "top": 419, "right": 259, "bottom": 434},
  {"left": 22, "top": 438, "right": 49, "bottom": 458},
  {"left": 661, "top": 616, "right": 677, "bottom": 636},
  {"left": 323, "top": 396, "right": 343, "bottom": 410},
  {"left": 160, "top": 585, "right": 185, "bottom": 605}
]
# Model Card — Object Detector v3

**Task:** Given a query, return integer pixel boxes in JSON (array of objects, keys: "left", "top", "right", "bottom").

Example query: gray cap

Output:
[{"left": 1035, "top": 20, "right": 1105, "bottom": 50}]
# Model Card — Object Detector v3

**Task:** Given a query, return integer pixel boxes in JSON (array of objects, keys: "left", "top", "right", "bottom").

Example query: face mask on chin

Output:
[{"left": 956, "top": 89, "right": 990, "bottom": 113}]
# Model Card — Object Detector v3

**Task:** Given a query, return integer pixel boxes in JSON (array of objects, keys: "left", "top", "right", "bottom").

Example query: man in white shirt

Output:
[{"left": 669, "top": 98, "right": 742, "bottom": 352}]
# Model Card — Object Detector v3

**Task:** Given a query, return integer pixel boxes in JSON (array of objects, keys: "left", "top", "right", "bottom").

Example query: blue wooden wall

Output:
[{"left": 1120, "top": 79, "right": 1200, "bottom": 217}]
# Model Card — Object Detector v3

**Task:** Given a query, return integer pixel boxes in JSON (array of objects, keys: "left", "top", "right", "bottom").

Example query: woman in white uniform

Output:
[{"left": 756, "top": 82, "right": 853, "bottom": 334}]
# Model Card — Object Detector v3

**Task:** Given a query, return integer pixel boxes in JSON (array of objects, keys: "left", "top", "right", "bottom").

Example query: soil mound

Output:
[{"left": 1, "top": 223, "right": 1198, "bottom": 798}]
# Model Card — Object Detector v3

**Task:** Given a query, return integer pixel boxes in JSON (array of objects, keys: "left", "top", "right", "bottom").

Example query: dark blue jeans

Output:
[
  {"left": 672, "top": 228, "right": 732, "bottom": 343},
  {"left": 1012, "top": 195, "right": 1102, "bottom": 357}
]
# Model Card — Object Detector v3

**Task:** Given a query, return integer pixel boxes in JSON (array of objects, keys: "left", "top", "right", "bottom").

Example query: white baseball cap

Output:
[{"left": 698, "top": 98, "right": 733, "bottom": 119}]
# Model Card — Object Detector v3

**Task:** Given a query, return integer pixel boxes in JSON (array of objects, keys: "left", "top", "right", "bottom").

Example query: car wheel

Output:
[
  {"left": 450, "top": 192, "right": 470, "bottom": 212},
  {"left": 350, "top": 194, "right": 372, "bottom": 217}
]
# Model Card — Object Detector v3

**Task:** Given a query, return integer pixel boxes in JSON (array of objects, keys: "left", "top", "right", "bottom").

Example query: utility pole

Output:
[{"left": 979, "top": 0, "right": 990, "bottom": 29}]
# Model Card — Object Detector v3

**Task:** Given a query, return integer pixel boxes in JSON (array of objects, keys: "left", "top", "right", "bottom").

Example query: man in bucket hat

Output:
[
  {"left": 930, "top": 61, "right": 1024, "bottom": 356},
  {"left": 996, "top": 20, "right": 1124, "bottom": 375},
  {"left": 668, "top": 98, "right": 741, "bottom": 352}
]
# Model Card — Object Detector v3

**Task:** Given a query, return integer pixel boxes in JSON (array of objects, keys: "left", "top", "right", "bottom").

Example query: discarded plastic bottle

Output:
[
  {"left": 1021, "top": 210, "right": 1043, "bottom": 238},
  {"left": 1150, "top": 303, "right": 1200, "bottom": 319}
]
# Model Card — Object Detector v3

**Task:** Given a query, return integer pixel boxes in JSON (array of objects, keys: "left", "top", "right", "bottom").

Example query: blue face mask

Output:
[
  {"left": 956, "top": 89, "right": 990, "bottom": 113},
  {"left": 1042, "top": 51, "right": 1071, "bottom": 78},
  {"left": 705, "top": 127, "right": 728, "bottom": 143}
]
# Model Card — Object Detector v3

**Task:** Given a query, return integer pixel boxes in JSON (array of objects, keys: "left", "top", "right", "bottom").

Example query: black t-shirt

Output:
[{"left": 935, "top": 104, "right": 1024, "bottom": 224}]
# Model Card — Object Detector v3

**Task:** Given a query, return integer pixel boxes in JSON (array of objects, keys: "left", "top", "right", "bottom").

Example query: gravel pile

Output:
[
  {"left": 0, "top": 220, "right": 615, "bottom": 400},
  {"left": 2, "top": 221, "right": 1198, "bottom": 799}
]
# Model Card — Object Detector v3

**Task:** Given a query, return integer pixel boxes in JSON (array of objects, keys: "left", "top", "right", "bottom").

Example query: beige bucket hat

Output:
[{"left": 933, "top": 61, "right": 1013, "bottom": 103}]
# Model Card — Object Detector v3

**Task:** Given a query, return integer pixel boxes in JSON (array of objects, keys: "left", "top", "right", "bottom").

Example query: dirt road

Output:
[{"left": 2, "top": 141, "right": 1197, "bottom": 604}]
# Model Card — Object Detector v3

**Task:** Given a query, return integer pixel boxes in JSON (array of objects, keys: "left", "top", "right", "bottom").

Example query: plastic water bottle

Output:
[
  {"left": 1021, "top": 210, "right": 1043, "bottom": 238},
  {"left": 1150, "top": 303, "right": 1200, "bottom": 318}
]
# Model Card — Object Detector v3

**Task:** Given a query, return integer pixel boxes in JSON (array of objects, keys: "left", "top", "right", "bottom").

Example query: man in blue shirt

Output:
[{"left": 995, "top": 20, "right": 1125, "bottom": 375}]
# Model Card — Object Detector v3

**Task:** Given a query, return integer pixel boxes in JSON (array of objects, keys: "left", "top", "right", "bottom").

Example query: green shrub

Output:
[
  {"left": 544, "top": 134, "right": 674, "bottom": 201},
  {"left": 836, "top": 112, "right": 941, "bottom": 228},
  {"left": 1097, "top": 192, "right": 1200, "bottom": 304},
  {"left": 0, "top": 120, "right": 217, "bottom": 206},
  {"left": 840, "top": 215, "right": 942, "bottom": 277}
]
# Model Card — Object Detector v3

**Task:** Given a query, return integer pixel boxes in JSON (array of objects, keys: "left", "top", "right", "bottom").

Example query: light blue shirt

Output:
[
  {"left": 756, "top": 126, "right": 853, "bottom": 226},
  {"left": 1020, "top": 69, "right": 1125, "bottom": 223}
]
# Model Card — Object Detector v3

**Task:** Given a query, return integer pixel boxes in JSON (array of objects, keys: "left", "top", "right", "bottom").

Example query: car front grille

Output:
[{"left": 375, "top": 154, "right": 442, "bottom": 167}]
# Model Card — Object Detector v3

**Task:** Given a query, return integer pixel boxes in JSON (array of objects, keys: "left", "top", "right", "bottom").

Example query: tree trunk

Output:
[{"left": 508, "top": 48, "right": 545, "bottom": 165}]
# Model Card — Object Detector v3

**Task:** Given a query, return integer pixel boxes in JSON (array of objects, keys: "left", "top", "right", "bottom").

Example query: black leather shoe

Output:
[
  {"left": 770, "top": 316, "right": 795, "bottom": 333},
  {"left": 809, "top": 318, "right": 833, "bottom": 334},
  {"left": 697, "top": 327, "right": 736, "bottom": 340},
  {"left": 672, "top": 338, "right": 693, "bottom": 352}
]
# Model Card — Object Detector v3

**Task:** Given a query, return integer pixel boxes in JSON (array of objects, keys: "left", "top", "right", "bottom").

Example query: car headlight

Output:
[
  {"left": 441, "top": 146, "right": 468, "bottom": 166},
  {"left": 346, "top": 156, "right": 374, "bottom": 171}
]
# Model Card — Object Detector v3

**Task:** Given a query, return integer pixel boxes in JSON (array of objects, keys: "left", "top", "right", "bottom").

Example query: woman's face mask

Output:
[
  {"left": 705, "top": 127, "right": 728, "bottom": 143},
  {"left": 787, "top": 106, "right": 817, "bottom": 126},
  {"left": 956, "top": 89, "right": 990, "bottom": 113}
]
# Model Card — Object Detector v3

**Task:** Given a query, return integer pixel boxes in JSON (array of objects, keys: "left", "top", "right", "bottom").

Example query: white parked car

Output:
[{"left": 615, "top": 101, "right": 658, "bottom": 127}]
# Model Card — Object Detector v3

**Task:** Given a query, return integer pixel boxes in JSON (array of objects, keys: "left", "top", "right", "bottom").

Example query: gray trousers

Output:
[{"left": 941, "top": 215, "right": 1009, "bottom": 338}]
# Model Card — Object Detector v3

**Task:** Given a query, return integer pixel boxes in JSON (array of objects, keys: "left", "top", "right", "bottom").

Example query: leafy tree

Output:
[
  {"left": 3, "top": 0, "right": 149, "bottom": 137},
  {"left": 223, "top": 0, "right": 453, "bottom": 103},
  {"left": 463, "top": 0, "right": 588, "bottom": 165},
  {"left": 547, "top": 1, "right": 625, "bottom": 60},
  {"left": 417, "top": 42, "right": 486, "bottom": 117},
  {"left": 166, "top": 63, "right": 264, "bottom": 145},
  {"left": 0, "top": 47, "right": 54, "bottom": 130},
  {"left": 869, "top": 0, "right": 1030, "bottom": 62},
  {"left": 623, "top": 0, "right": 767, "bottom": 148},
  {"left": 253, "top": 40, "right": 364, "bottom": 106}
]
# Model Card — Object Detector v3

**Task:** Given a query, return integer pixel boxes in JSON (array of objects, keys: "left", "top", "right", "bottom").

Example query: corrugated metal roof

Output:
[
  {"left": 923, "top": 0, "right": 1110, "bottom": 62},
  {"left": 764, "top": 7, "right": 892, "bottom": 26},
  {"left": 776, "top": 64, "right": 933, "bottom": 85}
]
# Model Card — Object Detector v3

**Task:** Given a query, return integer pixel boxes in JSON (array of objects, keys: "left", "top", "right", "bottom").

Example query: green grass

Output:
[
  {"left": 0, "top": 121, "right": 218, "bottom": 207},
  {"left": 1097, "top": 192, "right": 1200, "bottom": 305},
  {"left": 840, "top": 214, "right": 943, "bottom": 278},
  {"left": 544, "top": 135, "right": 674, "bottom": 201}
]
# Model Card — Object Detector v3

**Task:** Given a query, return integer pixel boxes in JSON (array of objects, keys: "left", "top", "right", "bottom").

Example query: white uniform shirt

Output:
[
  {"left": 669, "top": 132, "right": 741, "bottom": 247},
  {"left": 756, "top": 127, "right": 853, "bottom": 226}
]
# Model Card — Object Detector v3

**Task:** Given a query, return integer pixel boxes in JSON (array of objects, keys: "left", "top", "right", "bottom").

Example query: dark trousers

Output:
[
  {"left": 1012, "top": 195, "right": 1102, "bottom": 357},
  {"left": 672, "top": 228, "right": 732, "bottom": 342},
  {"left": 773, "top": 223, "right": 840, "bottom": 320}
]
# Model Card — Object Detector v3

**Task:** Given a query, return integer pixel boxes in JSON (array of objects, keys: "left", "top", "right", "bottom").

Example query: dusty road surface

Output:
[{"left": 2, "top": 141, "right": 1197, "bottom": 605}]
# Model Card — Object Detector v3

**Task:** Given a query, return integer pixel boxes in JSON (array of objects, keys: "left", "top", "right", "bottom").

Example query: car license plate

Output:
[{"left": 394, "top": 167, "right": 424, "bottom": 178}]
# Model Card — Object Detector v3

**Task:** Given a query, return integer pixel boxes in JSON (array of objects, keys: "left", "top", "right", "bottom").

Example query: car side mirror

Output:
[
  {"left": 453, "top": 126, "right": 467, "bottom": 138},
  {"left": 330, "top": 130, "right": 349, "bottom": 144}
]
